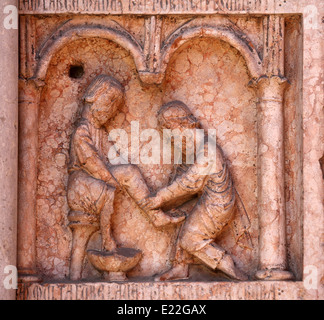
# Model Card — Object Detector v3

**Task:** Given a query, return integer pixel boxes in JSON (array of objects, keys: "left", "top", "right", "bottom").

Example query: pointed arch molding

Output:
[{"left": 33, "top": 19, "right": 262, "bottom": 84}]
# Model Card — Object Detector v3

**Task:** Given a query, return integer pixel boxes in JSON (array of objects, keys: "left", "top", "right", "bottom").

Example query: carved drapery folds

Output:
[{"left": 18, "top": 13, "right": 294, "bottom": 282}]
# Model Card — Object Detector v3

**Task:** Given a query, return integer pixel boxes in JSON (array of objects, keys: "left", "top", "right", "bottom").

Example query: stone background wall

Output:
[
  {"left": 35, "top": 15, "right": 303, "bottom": 281},
  {"left": 0, "top": 0, "right": 322, "bottom": 300}
]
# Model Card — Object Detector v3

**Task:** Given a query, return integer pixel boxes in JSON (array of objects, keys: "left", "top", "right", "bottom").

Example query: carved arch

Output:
[
  {"left": 33, "top": 18, "right": 262, "bottom": 84},
  {"left": 34, "top": 22, "right": 146, "bottom": 81},
  {"left": 159, "top": 23, "right": 263, "bottom": 81}
]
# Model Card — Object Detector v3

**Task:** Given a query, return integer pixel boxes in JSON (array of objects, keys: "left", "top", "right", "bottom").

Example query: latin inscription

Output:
[
  {"left": 19, "top": 0, "right": 274, "bottom": 14},
  {"left": 17, "top": 281, "right": 301, "bottom": 300}
]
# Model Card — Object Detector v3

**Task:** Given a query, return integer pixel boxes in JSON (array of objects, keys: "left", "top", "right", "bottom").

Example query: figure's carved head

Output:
[
  {"left": 157, "top": 101, "right": 201, "bottom": 156},
  {"left": 83, "top": 75, "right": 125, "bottom": 127},
  {"left": 157, "top": 100, "right": 200, "bottom": 130}
]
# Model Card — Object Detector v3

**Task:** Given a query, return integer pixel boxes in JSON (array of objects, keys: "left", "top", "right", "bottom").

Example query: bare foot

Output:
[
  {"left": 217, "top": 254, "right": 248, "bottom": 281},
  {"left": 154, "top": 264, "right": 189, "bottom": 281}
]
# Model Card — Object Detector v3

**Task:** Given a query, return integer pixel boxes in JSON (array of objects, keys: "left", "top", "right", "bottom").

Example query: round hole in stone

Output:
[{"left": 69, "top": 65, "right": 84, "bottom": 79}]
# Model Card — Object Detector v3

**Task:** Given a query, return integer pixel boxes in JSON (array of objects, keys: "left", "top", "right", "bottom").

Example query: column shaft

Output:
[
  {"left": 255, "top": 76, "right": 294, "bottom": 280},
  {"left": 253, "top": 15, "right": 294, "bottom": 281},
  {"left": 17, "top": 79, "right": 42, "bottom": 282},
  {"left": 17, "top": 15, "right": 41, "bottom": 283}
]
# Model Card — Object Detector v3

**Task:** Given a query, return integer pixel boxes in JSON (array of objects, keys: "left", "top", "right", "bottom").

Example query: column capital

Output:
[
  {"left": 19, "top": 78, "right": 45, "bottom": 106},
  {"left": 249, "top": 75, "right": 289, "bottom": 101},
  {"left": 19, "top": 77, "right": 45, "bottom": 88},
  {"left": 249, "top": 75, "right": 289, "bottom": 88}
]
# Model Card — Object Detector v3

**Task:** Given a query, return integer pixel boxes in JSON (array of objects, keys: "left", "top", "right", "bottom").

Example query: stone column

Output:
[
  {"left": 17, "top": 79, "right": 43, "bottom": 282},
  {"left": 254, "top": 76, "right": 294, "bottom": 280},
  {"left": 17, "top": 16, "right": 42, "bottom": 283},
  {"left": 254, "top": 15, "right": 293, "bottom": 280},
  {"left": 0, "top": 0, "right": 18, "bottom": 300}
]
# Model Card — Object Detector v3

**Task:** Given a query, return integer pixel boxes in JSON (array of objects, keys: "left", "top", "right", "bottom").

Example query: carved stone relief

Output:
[{"left": 14, "top": 0, "right": 319, "bottom": 300}]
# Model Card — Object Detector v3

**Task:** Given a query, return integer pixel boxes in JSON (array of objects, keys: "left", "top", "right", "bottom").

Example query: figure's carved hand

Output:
[
  {"left": 138, "top": 194, "right": 163, "bottom": 211},
  {"left": 106, "top": 178, "right": 120, "bottom": 189}
]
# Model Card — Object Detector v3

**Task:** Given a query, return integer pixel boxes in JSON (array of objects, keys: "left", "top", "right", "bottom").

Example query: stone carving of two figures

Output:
[{"left": 67, "top": 75, "right": 248, "bottom": 282}]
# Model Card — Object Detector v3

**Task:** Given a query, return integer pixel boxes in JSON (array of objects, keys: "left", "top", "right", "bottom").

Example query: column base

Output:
[
  {"left": 255, "top": 269, "right": 294, "bottom": 281},
  {"left": 18, "top": 270, "right": 42, "bottom": 283},
  {"left": 104, "top": 272, "right": 127, "bottom": 282}
]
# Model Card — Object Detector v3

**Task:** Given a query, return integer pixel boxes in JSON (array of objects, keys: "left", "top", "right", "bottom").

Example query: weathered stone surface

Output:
[
  {"left": 0, "top": 0, "right": 323, "bottom": 301},
  {"left": 17, "top": 0, "right": 321, "bottom": 15},
  {"left": 0, "top": 0, "right": 18, "bottom": 300},
  {"left": 18, "top": 281, "right": 317, "bottom": 300},
  {"left": 17, "top": 0, "right": 291, "bottom": 15}
]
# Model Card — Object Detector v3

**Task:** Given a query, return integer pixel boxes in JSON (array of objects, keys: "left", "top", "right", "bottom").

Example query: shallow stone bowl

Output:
[{"left": 87, "top": 247, "right": 142, "bottom": 273}]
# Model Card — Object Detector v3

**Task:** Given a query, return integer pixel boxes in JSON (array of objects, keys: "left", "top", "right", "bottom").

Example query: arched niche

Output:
[
  {"left": 161, "top": 23, "right": 262, "bottom": 81},
  {"left": 34, "top": 23, "right": 146, "bottom": 82},
  {"left": 32, "top": 19, "right": 262, "bottom": 85}
]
